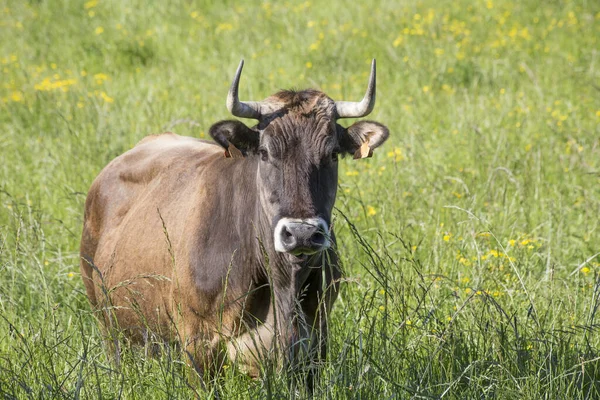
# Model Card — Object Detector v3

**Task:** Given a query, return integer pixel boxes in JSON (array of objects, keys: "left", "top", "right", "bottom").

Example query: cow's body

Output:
[
  {"left": 81, "top": 133, "right": 339, "bottom": 375},
  {"left": 80, "top": 60, "right": 388, "bottom": 381}
]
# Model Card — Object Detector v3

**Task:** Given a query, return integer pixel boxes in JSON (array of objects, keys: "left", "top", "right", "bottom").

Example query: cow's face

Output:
[
  {"left": 209, "top": 61, "right": 388, "bottom": 257},
  {"left": 256, "top": 91, "right": 340, "bottom": 257}
]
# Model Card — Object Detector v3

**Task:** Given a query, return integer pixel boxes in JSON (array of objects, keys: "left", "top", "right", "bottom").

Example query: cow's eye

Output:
[
  {"left": 258, "top": 148, "right": 269, "bottom": 162},
  {"left": 331, "top": 152, "right": 339, "bottom": 162}
]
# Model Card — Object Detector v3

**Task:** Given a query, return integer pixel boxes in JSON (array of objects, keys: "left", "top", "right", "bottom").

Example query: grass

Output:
[{"left": 1, "top": 0, "right": 600, "bottom": 398}]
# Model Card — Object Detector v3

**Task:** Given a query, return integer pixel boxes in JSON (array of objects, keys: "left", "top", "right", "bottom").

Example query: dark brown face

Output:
[
  {"left": 256, "top": 92, "right": 339, "bottom": 255},
  {"left": 209, "top": 89, "right": 389, "bottom": 256}
]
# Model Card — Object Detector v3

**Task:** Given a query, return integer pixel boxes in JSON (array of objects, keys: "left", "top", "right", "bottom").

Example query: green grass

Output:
[{"left": 1, "top": 0, "right": 600, "bottom": 398}]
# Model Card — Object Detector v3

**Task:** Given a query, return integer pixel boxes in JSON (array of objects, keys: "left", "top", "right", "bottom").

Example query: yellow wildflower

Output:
[
  {"left": 581, "top": 267, "right": 590, "bottom": 274},
  {"left": 94, "top": 73, "right": 109, "bottom": 84},
  {"left": 95, "top": 26, "right": 104, "bottom": 35},
  {"left": 367, "top": 206, "right": 377, "bottom": 216},
  {"left": 100, "top": 92, "right": 114, "bottom": 103},
  {"left": 215, "top": 23, "right": 233, "bottom": 33},
  {"left": 84, "top": 0, "right": 98, "bottom": 9},
  {"left": 10, "top": 91, "right": 23, "bottom": 102}
]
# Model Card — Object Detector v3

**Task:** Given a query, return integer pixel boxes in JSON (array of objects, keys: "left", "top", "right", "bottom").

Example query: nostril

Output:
[
  {"left": 281, "top": 226, "right": 295, "bottom": 247},
  {"left": 310, "top": 231, "right": 325, "bottom": 246}
]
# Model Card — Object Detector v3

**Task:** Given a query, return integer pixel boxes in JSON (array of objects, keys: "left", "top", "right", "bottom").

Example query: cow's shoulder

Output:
[{"left": 85, "top": 133, "right": 223, "bottom": 233}]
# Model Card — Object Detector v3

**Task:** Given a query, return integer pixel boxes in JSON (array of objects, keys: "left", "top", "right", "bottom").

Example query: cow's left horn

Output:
[
  {"left": 335, "top": 59, "right": 376, "bottom": 119},
  {"left": 226, "top": 60, "right": 262, "bottom": 120}
]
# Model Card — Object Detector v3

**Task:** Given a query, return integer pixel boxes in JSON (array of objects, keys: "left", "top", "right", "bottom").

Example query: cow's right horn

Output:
[
  {"left": 226, "top": 60, "right": 262, "bottom": 120},
  {"left": 334, "top": 59, "right": 376, "bottom": 119}
]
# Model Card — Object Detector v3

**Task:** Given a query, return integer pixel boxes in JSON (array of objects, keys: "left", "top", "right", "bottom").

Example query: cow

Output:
[{"left": 79, "top": 59, "right": 389, "bottom": 385}]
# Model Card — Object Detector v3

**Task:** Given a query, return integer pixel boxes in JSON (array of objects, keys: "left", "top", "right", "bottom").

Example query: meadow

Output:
[{"left": 1, "top": 0, "right": 600, "bottom": 398}]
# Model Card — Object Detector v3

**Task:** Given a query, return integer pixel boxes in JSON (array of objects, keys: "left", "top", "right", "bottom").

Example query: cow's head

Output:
[{"left": 210, "top": 60, "right": 388, "bottom": 258}]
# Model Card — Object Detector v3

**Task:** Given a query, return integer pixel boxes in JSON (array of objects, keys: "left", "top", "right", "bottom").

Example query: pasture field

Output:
[{"left": 1, "top": 0, "right": 600, "bottom": 398}]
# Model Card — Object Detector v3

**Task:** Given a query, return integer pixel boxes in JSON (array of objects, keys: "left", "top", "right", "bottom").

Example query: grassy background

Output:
[{"left": 1, "top": 0, "right": 600, "bottom": 398}]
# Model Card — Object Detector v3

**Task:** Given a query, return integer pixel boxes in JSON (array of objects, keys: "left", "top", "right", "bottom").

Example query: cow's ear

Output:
[
  {"left": 209, "top": 120, "right": 259, "bottom": 158},
  {"left": 339, "top": 121, "right": 389, "bottom": 159}
]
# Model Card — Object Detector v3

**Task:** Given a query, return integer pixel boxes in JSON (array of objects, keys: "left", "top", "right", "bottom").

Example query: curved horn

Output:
[
  {"left": 226, "top": 60, "right": 262, "bottom": 120},
  {"left": 335, "top": 59, "right": 376, "bottom": 119}
]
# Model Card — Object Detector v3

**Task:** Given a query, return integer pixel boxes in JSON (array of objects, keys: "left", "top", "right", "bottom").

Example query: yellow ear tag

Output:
[
  {"left": 224, "top": 142, "right": 244, "bottom": 158},
  {"left": 353, "top": 141, "right": 372, "bottom": 159}
]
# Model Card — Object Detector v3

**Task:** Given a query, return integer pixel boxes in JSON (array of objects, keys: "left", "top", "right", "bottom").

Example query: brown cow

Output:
[{"left": 80, "top": 60, "right": 389, "bottom": 383}]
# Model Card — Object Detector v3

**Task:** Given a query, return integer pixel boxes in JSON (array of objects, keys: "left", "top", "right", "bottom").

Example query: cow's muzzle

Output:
[{"left": 274, "top": 218, "right": 330, "bottom": 255}]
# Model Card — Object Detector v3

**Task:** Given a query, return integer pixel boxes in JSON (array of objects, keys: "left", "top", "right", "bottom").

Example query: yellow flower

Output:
[
  {"left": 378, "top": 305, "right": 385, "bottom": 311},
  {"left": 10, "top": 91, "right": 23, "bottom": 102},
  {"left": 67, "top": 272, "right": 75, "bottom": 278},
  {"left": 345, "top": 170, "right": 358, "bottom": 177},
  {"left": 95, "top": 26, "right": 104, "bottom": 35},
  {"left": 386, "top": 147, "right": 403, "bottom": 162},
  {"left": 34, "top": 78, "right": 77, "bottom": 91},
  {"left": 392, "top": 36, "right": 403, "bottom": 47},
  {"left": 443, "top": 234, "right": 451, "bottom": 242},
  {"left": 84, "top": 0, "right": 98, "bottom": 9},
  {"left": 581, "top": 267, "right": 590, "bottom": 274},
  {"left": 406, "top": 319, "right": 412, "bottom": 325},
  {"left": 100, "top": 92, "right": 114, "bottom": 103},
  {"left": 367, "top": 206, "right": 377, "bottom": 216},
  {"left": 94, "top": 73, "right": 109, "bottom": 84},
  {"left": 215, "top": 23, "right": 233, "bottom": 33},
  {"left": 305, "top": 61, "right": 312, "bottom": 68},
  {"left": 422, "top": 86, "right": 430, "bottom": 93}
]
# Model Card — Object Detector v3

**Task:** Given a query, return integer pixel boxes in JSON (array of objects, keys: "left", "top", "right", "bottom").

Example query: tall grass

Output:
[{"left": 1, "top": 0, "right": 599, "bottom": 398}]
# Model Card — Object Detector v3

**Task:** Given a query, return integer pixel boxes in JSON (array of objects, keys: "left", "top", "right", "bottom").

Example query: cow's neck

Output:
[{"left": 251, "top": 180, "right": 320, "bottom": 347}]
